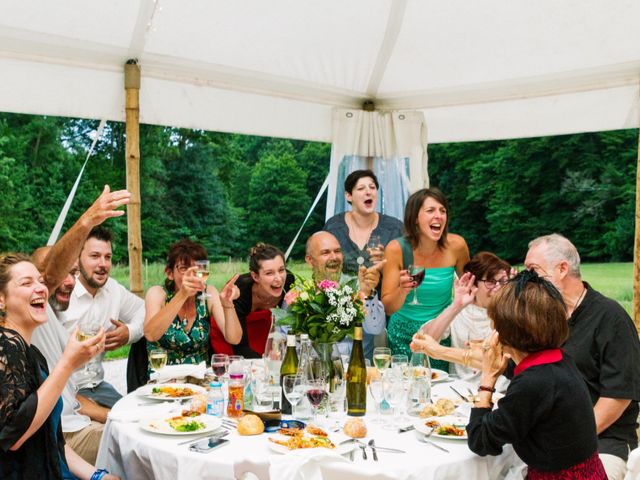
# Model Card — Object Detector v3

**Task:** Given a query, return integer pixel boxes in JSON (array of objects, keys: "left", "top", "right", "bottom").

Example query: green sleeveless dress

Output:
[
  {"left": 146, "top": 288, "right": 210, "bottom": 371},
  {"left": 387, "top": 238, "right": 454, "bottom": 371}
]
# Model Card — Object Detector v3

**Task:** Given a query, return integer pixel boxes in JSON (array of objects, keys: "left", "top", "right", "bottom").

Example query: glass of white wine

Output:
[
  {"left": 149, "top": 348, "right": 168, "bottom": 375},
  {"left": 76, "top": 313, "right": 101, "bottom": 382},
  {"left": 195, "top": 259, "right": 211, "bottom": 307},
  {"left": 373, "top": 347, "right": 391, "bottom": 375}
]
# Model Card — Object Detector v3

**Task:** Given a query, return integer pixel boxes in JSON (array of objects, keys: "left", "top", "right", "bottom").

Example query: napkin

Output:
[
  {"left": 108, "top": 403, "right": 176, "bottom": 423},
  {"left": 269, "top": 449, "right": 349, "bottom": 480},
  {"left": 154, "top": 362, "right": 207, "bottom": 383}
]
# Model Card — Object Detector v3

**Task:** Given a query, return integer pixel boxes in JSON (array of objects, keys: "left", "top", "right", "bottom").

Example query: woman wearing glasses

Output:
[{"left": 410, "top": 252, "right": 510, "bottom": 381}]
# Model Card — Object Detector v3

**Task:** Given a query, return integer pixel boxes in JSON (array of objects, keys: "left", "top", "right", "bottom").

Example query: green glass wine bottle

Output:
[
  {"left": 346, "top": 322, "right": 366, "bottom": 416},
  {"left": 280, "top": 333, "right": 298, "bottom": 414}
]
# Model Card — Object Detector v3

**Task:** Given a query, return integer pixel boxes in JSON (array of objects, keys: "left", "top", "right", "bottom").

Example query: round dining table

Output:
[{"left": 96, "top": 380, "right": 524, "bottom": 480}]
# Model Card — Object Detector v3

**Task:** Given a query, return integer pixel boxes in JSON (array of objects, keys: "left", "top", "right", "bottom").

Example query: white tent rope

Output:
[
  {"left": 284, "top": 174, "right": 330, "bottom": 261},
  {"left": 47, "top": 119, "right": 107, "bottom": 246}
]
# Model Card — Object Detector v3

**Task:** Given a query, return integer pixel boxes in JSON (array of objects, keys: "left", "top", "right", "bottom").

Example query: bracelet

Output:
[
  {"left": 221, "top": 304, "right": 235, "bottom": 309},
  {"left": 364, "top": 289, "right": 377, "bottom": 300},
  {"left": 462, "top": 349, "right": 471, "bottom": 367},
  {"left": 478, "top": 385, "right": 496, "bottom": 393},
  {"left": 91, "top": 469, "right": 109, "bottom": 480}
]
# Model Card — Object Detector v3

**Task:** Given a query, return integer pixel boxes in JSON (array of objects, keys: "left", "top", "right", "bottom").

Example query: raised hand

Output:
[
  {"left": 358, "top": 260, "right": 386, "bottom": 297},
  {"left": 63, "top": 327, "right": 106, "bottom": 370},
  {"left": 480, "top": 330, "right": 511, "bottom": 382},
  {"left": 398, "top": 268, "right": 414, "bottom": 294},
  {"left": 80, "top": 184, "right": 131, "bottom": 228},
  {"left": 452, "top": 272, "right": 477, "bottom": 309},
  {"left": 220, "top": 273, "right": 240, "bottom": 308},
  {"left": 178, "top": 266, "right": 205, "bottom": 298}
]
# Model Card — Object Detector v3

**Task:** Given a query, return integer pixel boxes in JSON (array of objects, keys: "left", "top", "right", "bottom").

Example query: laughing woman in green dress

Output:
[
  {"left": 144, "top": 239, "right": 242, "bottom": 370},
  {"left": 381, "top": 188, "right": 469, "bottom": 371}
]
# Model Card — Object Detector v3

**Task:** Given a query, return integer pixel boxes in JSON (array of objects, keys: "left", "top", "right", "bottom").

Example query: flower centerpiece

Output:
[{"left": 271, "top": 277, "right": 366, "bottom": 343}]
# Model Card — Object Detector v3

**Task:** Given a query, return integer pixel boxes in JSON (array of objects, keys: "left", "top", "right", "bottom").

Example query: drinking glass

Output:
[
  {"left": 409, "top": 352, "right": 432, "bottom": 380},
  {"left": 283, "top": 374, "right": 305, "bottom": 413},
  {"left": 306, "top": 379, "right": 328, "bottom": 424},
  {"left": 211, "top": 353, "right": 229, "bottom": 381},
  {"left": 391, "top": 354, "right": 409, "bottom": 376},
  {"left": 382, "top": 370, "right": 405, "bottom": 429},
  {"left": 76, "top": 311, "right": 101, "bottom": 382},
  {"left": 263, "top": 319, "right": 286, "bottom": 384},
  {"left": 149, "top": 348, "right": 167, "bottom": 375},
  {"left": 195, "top": 259, "right": 210, "bottom": 307},
  {"left": 366, "top": 234, "right": 383, "bottom": 266},
  {"left": 368, "top": 376, "right": 384, "bottom": 424},
  {"left": 373, "top": 347, "right": 391, "bottom": 375},
  {"left": 407, "top": 264, "right": 426, "bottom": 305}
]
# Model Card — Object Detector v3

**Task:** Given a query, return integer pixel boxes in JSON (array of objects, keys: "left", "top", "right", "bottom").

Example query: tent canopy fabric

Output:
[{"left": 1, "top": 0, "right": 639, "bottom": 143}]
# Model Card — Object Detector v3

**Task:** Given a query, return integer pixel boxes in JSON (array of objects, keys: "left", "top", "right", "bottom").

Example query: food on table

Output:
[
  {"left": 166, "top": 415, "right": 205, "bottom": 432},
  {"left": 424, "top": 419, "right": 466, "bottom": 437},
  {"left": 343, "top": 418, "right": 367, "bottom": 438},
  {"left": 305, "top": 425, "right": 328, "bottom": 437},
  {"left": 269, "top": 432, "right": 336, "bottom": 450},
  {"left": 151, "top": 385, "right": 196, "bottom": 398},
  {"left": 419, "top": 398, "right": 456, "bottom": 417},
  {"left": 237, "top": 414, "right": 265, "bottom": 436},
  {"left": 278, "top": 427, "right": 304, "bottom": 437}
]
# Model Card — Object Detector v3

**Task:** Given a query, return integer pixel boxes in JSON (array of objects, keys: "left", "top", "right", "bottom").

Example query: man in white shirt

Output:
[{"left": 59, "top": 225, "right": 145, "bottom": 408}]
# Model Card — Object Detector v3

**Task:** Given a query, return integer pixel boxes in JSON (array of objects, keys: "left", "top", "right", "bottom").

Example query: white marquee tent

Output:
[{"left": 1, "top": 0, "right": 639, "bottom": 320}]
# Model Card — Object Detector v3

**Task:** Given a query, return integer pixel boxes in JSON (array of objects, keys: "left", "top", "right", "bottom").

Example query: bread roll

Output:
[
  {"left": 343, "top": 418, "right": 367, "bottom": 438},
  {"left": 237, "top": 414, "right": 265, "bottom": 435}
]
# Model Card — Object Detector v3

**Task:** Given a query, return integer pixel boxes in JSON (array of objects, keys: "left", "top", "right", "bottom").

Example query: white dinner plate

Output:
[
  {"left": 413, "top": 415, "right": 468, "bottom": 440},
  {"left": 137, "top": 383, "right": 207, "bottom": 401},
  {"left": 430, "top": 369, "right": 449, "bottom": 383},
  {"left": 267, "top": 434, "right": 358, "bottom": 456},
  {"left": 140, "top": 414, "right": 221, "bottom": 436}
]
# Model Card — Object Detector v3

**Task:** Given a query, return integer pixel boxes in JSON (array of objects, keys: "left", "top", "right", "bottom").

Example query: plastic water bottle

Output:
[{"left": 206, "top": 382, "right": 224, "bottom": 417}]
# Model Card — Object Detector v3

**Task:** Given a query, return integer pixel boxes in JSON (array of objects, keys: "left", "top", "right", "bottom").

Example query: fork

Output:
[
  {"left": 417, "top": 428, "right": 450, "bottom": 453},
  {"left": 359, "top": 443, "right": 368, "bottom": 460}
]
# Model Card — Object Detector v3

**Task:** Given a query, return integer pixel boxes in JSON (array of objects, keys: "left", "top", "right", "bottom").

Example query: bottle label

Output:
[
  {"left": 287, "top": 335, "right": 296, "bottom": 347},
  {"left": 353, "top": 327, "right": 362, "bottom": 341}
]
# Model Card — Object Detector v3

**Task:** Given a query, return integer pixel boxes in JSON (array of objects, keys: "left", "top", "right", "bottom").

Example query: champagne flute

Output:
[
  {"left": 149, "top": 348, "right": 168, "bottom": 376},
  {"left": 408, "top": 264, "right": 426, "bottom": 305},
  {"left": 195, "top": 259, "right": 210, "bottom": 307},
  {"left": 373, "top": 347, "right": 392, "bottom": 374}
]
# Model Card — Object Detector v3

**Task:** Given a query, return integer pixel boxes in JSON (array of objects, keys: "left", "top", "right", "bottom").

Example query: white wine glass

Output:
[
  {"left": 283, "top": 374, "right": 305, "bottom": 414},
  {"left": 373, "top": 347, "right": 391, "bottom": 375},
  {"left": 366, "top": 234, "right": 383, "bottom": 266},
  {"left": 195, "top": 259, "right": 211, "bottom": 307},
  {"left": 368, "top": 376, "right": 384, "bottom": 424},
  {"left": 76, "top": 313, "right": 101, "bottom": 383},
  {"left": 149, "top": 348, "right": 167, "bottom": 376},
  {"left": 408, "top": 264, "right": 426, "bottom": 305},
  {"left": 382, "top": 370, "right": 405, "bottom": 429}
]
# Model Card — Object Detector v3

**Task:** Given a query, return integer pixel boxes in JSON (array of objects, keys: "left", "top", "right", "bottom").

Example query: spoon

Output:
[
  {"left": 368, "top": 439, "right": 378, "bottom": 461},
  {"left": 417, "top": 428, "right": 449, "bottom": 453}
]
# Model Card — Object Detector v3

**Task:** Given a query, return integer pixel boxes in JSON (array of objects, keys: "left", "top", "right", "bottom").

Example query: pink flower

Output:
[
  {"left": 318, "top": 279, "right": 339, "bottom": 291},
  {"left": 284, "top": 289, "right": 300, "bottom": 305}
]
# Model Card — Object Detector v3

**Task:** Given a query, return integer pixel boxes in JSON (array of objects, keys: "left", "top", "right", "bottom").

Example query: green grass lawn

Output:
[{"left": 105, "top": 261, "right": 634, "bottom": 360}]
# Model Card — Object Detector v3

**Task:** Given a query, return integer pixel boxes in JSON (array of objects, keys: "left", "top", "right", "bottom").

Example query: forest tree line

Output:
[{"left": 0, "top": 112, "right": 636, "bottom": 264}]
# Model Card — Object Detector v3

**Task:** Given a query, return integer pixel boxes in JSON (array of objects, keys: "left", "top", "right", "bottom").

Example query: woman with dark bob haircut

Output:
[
  {"left": 467, "top": 270, "right": 606, "bottom": 479},
  {"left": 144, "top": 239, "right": 242, "bottom": 369},
  {"left": 382, "top": 187, "right": 469, "bottom": 368}
]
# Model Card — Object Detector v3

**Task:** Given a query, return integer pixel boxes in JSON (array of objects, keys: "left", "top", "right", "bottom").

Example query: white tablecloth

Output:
[{"left": 96, "top": 381, "right": 525, "bottom": 480}]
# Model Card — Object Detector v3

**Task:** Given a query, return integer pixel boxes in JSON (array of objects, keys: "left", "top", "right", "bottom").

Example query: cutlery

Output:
[
  {"left": 466, "top": 387, "right": 476, "bottom": 398},
  {"left": 368, "top": 439, "right": 378, "bottom": 461},
  {"left": 398, "top": 425, "right": 415, "bottom": 433},
  {"left": 359, "top": 443, "right": 367, "bottom": 460},
  {"left": 449, "top": 386, "right": 471, "bottom": 403},
  {"left": 339, "top": 439, "right": 405, "bottom": 454},
  {"left": 177, "top": 429, "right": 228, "bottom": 446},
  {"left": 417, "top": 428, "right": 450, "bottom": 453}
]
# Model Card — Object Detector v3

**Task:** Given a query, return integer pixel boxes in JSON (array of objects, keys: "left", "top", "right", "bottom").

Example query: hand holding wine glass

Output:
[
  {"left": 194, "top": 259, "right": 211, "bottom": 307},
  {"left": 407, "top": 264, "right": 426, "bottom": 305},
  {"left": 366, "top": 235, "right": 384, "bottom": 266}
]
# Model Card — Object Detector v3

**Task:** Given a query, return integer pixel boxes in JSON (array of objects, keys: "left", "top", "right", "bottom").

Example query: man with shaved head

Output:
[{"left": 305, "top": 231, "right": 386, "bottom": 358}]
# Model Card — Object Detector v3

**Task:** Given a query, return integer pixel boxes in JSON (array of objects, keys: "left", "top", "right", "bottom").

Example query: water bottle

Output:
[
  {"left": 294, "top": 334, "right": 313, "bottom": 419},
  {"left": 206, "top": 382, "right": 224, "bottom": 417}
]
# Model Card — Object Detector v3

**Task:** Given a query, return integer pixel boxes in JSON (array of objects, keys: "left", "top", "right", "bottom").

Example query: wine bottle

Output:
[
  {"left": 346, "top": 322, "right": 366, "bottom": 416},
  {"left": 280, "top": 334, "right": 298, "bottom": 414}
]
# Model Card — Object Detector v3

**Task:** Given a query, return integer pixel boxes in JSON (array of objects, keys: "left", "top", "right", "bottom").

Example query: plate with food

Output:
[
  {"left": 414, "top": 415, "right": 468, "bottom": 440},
  {"left": 140, "top": 412, "right": 221, "bottom": 436},
  {"left": 267, "top": 425, "right": 356, "bottom": 456},
  {"left": 430, "top": 369, "right": 449, "bottom": 383},
  {"left": 419, "top": 398, "right": 457, "bottom": 417},
  {"left": 138, "top": 383, "right": 207, "bottom": 401}
]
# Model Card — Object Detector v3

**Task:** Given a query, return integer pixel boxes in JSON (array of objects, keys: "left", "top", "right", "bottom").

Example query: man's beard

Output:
[
  {"left": 49, "top": 294, "right": 68, "bottom": 313},
  {"left": 79, "top": 262, "right": 108, "bottom": 289},
  {"left": 314, "top": 260, "right": 343, "bottom": 282}
]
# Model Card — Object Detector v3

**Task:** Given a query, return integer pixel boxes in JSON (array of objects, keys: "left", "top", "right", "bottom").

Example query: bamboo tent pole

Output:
[
  {"left": 124, "top": 60, "right": 144, "bottom": 298},
  {"left": 634, "top": 124, "right": 640, "bottom": 331}
]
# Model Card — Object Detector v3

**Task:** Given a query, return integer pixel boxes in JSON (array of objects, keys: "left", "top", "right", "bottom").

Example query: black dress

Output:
[{"left": 0, "top": 326, "right": 67, "bottom": 480}]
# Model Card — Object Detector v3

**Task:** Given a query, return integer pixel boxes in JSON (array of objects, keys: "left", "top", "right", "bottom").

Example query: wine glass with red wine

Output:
[
  {"left": 211, "top": 354, "right": 229, "bottom": 381},
  {"left": 408, "top": 264, "right": 426, "bottom": 305},
  {"left": 306, "top": 379, "right": 328, "bottom": 424}
]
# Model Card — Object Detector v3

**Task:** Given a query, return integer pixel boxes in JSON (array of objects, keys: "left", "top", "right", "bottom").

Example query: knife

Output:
[
  {"left": 366, "top": 444, "right": 405, "bottom": 453},
  {"left": 368, "top": 439, "right": 378, "bottom": 461},
  {"left": 398, "top": 425, "right": 415, "bottom": 433},
  {"left": 450, "top": 386, "right": 471, "bottom": 403}
]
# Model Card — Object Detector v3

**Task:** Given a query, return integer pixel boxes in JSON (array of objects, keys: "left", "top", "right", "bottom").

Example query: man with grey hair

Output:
[{"left": 525, "top": 233, "right": 640, "bottom": 480}]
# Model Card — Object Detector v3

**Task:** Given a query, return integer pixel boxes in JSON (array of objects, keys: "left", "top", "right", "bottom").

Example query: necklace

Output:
[{"left": 570, "top": 286, "right": 587, "bottom": 313}]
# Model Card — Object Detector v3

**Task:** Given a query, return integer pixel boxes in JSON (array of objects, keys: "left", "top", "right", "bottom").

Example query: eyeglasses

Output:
[{"left": 478, "top": 278, "right": 509, "bottom": 289}]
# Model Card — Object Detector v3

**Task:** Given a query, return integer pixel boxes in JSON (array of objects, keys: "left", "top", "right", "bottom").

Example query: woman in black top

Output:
[
  {"left": 218, "top": 244, "right": 294, "bottom": 358},
  {"left": 0, "top": 253, "right": 117, "bottom": 480},
  {"left": 465, "top": 270, "right": 606, "bottom": 479}
]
